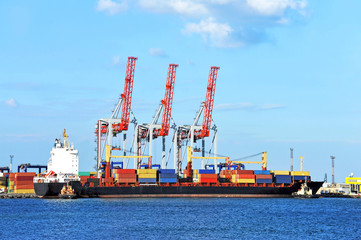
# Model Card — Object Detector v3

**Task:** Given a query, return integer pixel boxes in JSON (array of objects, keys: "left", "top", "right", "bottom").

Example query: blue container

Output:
[
  {"left": 159, "top": 173, "right": 177, "bottom": 179},
  {"left": 256, "top": 178, "right": 273, "bottom": 184},
  {"left": 293, "top": 176, "right": 310, "bottom": 181},
  {"left": 199, "top": 169, "right": 215, "bottom": 174},
  {"left": 275, "top": 175, "right": 291, "bottom": 184},
  {"left": 159, "top": 178, "right": 177, "bottom": 183},
  {"left": 253, "top": 170, "right": 271, "bottom": 175},
  {"left": 138, "top": 178, "right": 157, "bottom": 183},
  {"left": 158, "top": 169, "right": 176, "bottom": 174}
]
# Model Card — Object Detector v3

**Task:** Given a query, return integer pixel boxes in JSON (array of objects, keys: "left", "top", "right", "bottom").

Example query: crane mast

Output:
[
  {"left": 95, "top": 56, "right": 138, "bottom": 177},
  {"left": 176, "top": 66, "right": 220, "bottom": 174},
  {"left": 136, "top": 64, "right": 178, "bottom": 168}
]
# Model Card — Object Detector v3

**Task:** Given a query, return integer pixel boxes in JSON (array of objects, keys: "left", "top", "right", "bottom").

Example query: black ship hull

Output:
[
  {"left": 34, "top": 181, "right": 82, "bottom": 198},
  {"left": 80, "top": 181, "right": 308, "bottom": 198}
]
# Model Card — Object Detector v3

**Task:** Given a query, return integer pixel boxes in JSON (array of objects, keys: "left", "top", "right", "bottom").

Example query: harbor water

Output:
[{"left": 0, "top": 198, "right": 360, "bottom": 239}]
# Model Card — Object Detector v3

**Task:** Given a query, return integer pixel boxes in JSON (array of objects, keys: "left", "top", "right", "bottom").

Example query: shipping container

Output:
[
  {"left": 198, "top": 169, "right": 215, "bottom": 174},
  {"left": 274, "top": 175, "right": 292, "bottom": 184},
  {"left": 137, "top": 169, "right": 157, "bottom": 174},
  {"left": 272, "top": 170, "right": 290, "bottom": 175},
  {"left": 255, "top": 174, "right": 273, "bottom": 179},
  {"left": 253, "top": 170, "right": 271, "bottom": 175},
  {"left": 158, "top": 169, "right": 176, "bottom": 174},
  {"left": 231, "top": 179, "right": 255, "bottom": 184},
  {"left": 256, "top": 178, "right": 273, "bottom": 184},
  {"left": 293, "top": 176, "right": 310, "bottom": 181},
  {"left": 291, "top": 171, "right": 309, "bottom": 176},
  {"left": 232, "top": 170, "right": 254, "bottom": 175},
  {"left": 159, "top": 178, "right": 177, "bottom": 183},
  {"left": 138, "top": 178, "right": 157, "bottom": 183}
]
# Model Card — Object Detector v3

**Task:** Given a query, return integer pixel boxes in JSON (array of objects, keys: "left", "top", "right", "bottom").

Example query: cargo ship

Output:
[
  {"left": 34, "top": 130, "right": 82, "bottom": 197},
  {"left": 34, "top": 58, "right": 323, "bottom": 198}
]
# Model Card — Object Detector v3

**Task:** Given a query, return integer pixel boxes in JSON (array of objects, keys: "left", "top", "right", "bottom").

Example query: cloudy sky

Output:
[{"left": 1, "top": 0, "right": 361, "bottom": 182}]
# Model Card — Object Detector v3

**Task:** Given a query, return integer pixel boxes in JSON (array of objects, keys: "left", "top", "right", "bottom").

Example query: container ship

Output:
[{"left": 33, "top": 57, "right": 323, "bottom": 198}]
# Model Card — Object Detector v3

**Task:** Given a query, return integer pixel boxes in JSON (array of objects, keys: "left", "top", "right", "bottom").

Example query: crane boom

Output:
[
  {"left": 159, "top": 64, "right": 178, "bottom": 136},
  {"left": 196, "top": 66, "right": 219, "bottom": 138},
  {"left": 114, "top": 56, "right": 137, "bottom": 132}
]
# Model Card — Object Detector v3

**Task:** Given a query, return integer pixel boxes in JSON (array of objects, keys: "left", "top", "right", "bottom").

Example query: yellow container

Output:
[
  {"left": 138, "top": 173, "right": 157, "bottom": 178},
  {"left": 137, "top": 169, "right": 157, "bottom": 174},
  {"left": 14, "top": 189, "right": 35, "bottom": 194},
  {"left": 291, "top": 171, "right": 309, "bottom": 176},
  {"left": 231, "top": 179, "right": 255, "bottom": 184},
  {"left": 273, "top": 170, "right": 290, "bottom": 175}
]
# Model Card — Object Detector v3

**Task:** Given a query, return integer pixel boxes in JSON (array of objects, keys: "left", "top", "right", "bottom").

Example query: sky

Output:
[{"left": 1, "top": 0, "right": 360, "bottom": 182}]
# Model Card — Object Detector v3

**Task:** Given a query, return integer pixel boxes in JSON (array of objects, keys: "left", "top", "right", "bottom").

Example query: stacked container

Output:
[
  {"left": 0, "top": 175, "right": 7, "bottom": 190},
  {"left": 7, "top": 173, "right": 16, "bottom": 193},
  {"left": 231, "top": 170, "right": 255, "bottom": 183},
  {"left": 137, "top": 169, "right": 157, "bottom": 183},
  {"left": 198, "top": 169, "right": 217, "bottom": 184},
  {"left": 14, "top": 172, "right": 36, "bottom": 194},
  {"left": 158, "top": 169, "right": 177, "bottom": 183},
  {"left": 254, "top": 170, "right": 272, "bottom": 184},
  {"left": 272, "top": 171, "right": 291, "bottom": 184},
  {"left": 291, "top": 171, "right": 310, "bottom": 181},
  {"left": 113, "top": 169, "right": 137, "bottom": 184}
]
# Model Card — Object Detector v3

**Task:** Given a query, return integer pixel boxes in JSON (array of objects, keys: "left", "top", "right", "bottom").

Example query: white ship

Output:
[{"left": 34, "top": 130, "right": 82, "bottom": 197}]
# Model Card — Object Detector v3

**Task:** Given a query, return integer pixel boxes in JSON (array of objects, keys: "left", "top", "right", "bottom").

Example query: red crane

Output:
[
  {"left": 156, "top": 63, "right": 178, "bottom": 137},
  {"left": 137, "top": 64, "right": 178, "bottom": 168},
  {"left": 196, "top": 66, "right": 219, "bottom": 138},
  {"left": 113, "top": 56, "right": 137, "bottom": 133}
]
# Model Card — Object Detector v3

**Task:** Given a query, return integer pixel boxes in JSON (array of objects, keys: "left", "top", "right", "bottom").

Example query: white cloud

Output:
[
  {"left": 96, "top": 0, "right": 128, "bottom": 15},
  {"left": 138, "top": 0, "right": 208, "bottom": 17},
  {"left": 183, "top": 18, "right": 242, "bottom": 48},
  {"left": 246, "top": 0, "right": 307, "bottom": 16},
  {"left": 149, "top": 48, "right": 168, "bottom": 57},
  {"left": 5, "top": 98, "right": 18, "bottom": 107}
]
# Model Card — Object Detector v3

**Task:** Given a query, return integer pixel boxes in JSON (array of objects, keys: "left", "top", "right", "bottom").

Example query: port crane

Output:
[
  {"left": 95, "top": 56, "right": 137, "bottom": 178},
  {"left": 136, "top": 64, "right": 178, "bottom": 169},
  {"left": 176, "top": 66, "right": 220, "bottom": 174}
]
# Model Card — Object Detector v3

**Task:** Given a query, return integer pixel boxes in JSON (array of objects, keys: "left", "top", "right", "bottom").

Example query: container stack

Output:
[
  {"left": 114, "top": 169, "right": 137, "bottom": 184},
  {"left": 0, "top": 175, "right": 7, "bottom": 190},
  {"left": 291, "top": 171, "right": 310, "bottom": 181},
  {"left": 7, "top": 173, "right": 16, "bottom": 193},
  {"left": 158, "top": 169, "right": 177, "bottom": 183},
  {"left": 79, "top": 171, "right": 91, "bottom": 185},
  {"left": 231, "top": 170, "right": 255, "bottom": 184},
  {"left": 137, "top": 169, "right": 157, "bottom": 183},
  {"left": 272, "top": 171, "right": 291, "bottom": 184},
  {"left": 254, "top": 170, "right": 272, "bottom": 184},
  {"left": 14, "top": 172, "right": 36, "bottom": 194},
  {"left": 198, "top": 169, "right": 217, "bottom": 184}
]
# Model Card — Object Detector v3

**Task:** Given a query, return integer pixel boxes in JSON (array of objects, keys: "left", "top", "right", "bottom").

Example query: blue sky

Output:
[{"left": 1, "top": 0, "right": 360, "bottom": 182}]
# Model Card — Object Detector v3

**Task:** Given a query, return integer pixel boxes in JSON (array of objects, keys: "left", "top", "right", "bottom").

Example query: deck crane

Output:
[
  {"left": 136, "top": 64, "right": 178, "bottom": 169},
  {"left": 95, "top": 56, "right": 137, "bottom": 179},
  {"left": 176, "top": 66, "right": 220, "bottom": 174}
]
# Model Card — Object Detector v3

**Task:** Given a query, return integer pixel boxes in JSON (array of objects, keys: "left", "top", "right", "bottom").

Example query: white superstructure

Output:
[{"left": 47, "top": 129, "right": 79, "bottom": 175}]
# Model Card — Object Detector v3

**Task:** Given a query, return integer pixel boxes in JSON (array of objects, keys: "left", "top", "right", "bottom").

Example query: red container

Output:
[
  {"left": 255, "top": 174, "right": 272, "bottom": 179},
  {"left": 234, "top": 174, "right": 255, "bottom": 179},
  {"left": 199, "top": 178, "right": 217, "bottom": 183},
  {"left": 16, "top": 172, "right": 36, "bottom": 177},
  {"left": 15, "top": 176, "right": 34, "bottom": 181},
  {"left": 232, "top": 170, "right": 254, "bottom": 175},
  {"left": 199, "top": 174, "right": 217, "bottom": 179},
  {"left": 14, "top": 184, "right": 34, "bottom": 189},
  {"left": 117, "top": 177, "right": 137, "bottom": 183},
  {"left": 113, "top": 169, "right": 136, "bottom": 174},
  {"left": 115, "top": 173, "right": 137, "bottom": 178}
]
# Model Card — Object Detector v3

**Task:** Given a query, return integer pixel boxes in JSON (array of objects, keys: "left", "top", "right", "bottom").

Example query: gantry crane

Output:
[
  {"left": 176, "top": 66, "right": 220, "bottom": 174},
  {"left": 136, "top": 64, "right": 178, "bottom": 169},
  {"left": 95, "top": 56, "right": 137, "bottom": 178}
]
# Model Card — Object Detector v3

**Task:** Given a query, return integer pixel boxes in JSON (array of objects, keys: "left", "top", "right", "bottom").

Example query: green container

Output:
[{"left": 79, "top": 171, "right": 91, "bottom": 176}]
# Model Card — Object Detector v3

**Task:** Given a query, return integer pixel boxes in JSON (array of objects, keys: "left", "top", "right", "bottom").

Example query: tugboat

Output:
[
  {"left": 34, "top": 129, "right": 82, "bottom": 198},
  {"left": 292, "top": 182, "right": 320, "bottom": 198},
  {"left": 59, "top": 181, "right": 77, "bottom": 199}
]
